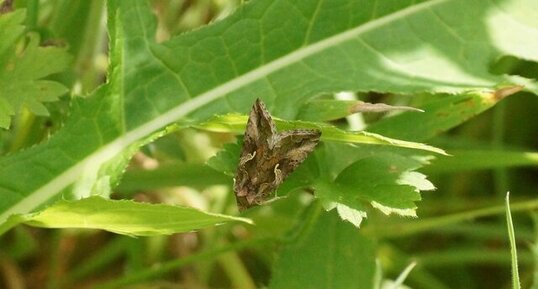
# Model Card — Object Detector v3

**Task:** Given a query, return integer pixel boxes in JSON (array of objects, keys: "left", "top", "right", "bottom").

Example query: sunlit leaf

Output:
[
  {"left": 2, "top": 196, "right": 251, "bottom": 236},
  {"left": 198, "top": 113, "right": 446, "bottom": 155}
]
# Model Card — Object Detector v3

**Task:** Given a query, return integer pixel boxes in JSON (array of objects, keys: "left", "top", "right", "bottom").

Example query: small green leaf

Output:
[
  {"left": 0, "top": 9, "right": 25, "bottom": 61},
  {"left": 206, "top": 142, "right": 242, "bottom": 177},
  {"left": 336, "top": 203, "right": 367, "bottom": 228},
  {"left": 269, "top": 210, "right": 376, "bottom": 289},
  {"left": 306, "top": 144, "right": 433, "bottom": 219},
  {"left": 2, "top": 196, "right": 251, "bottom": 236},
  {"left": 334, "top": 153, "right": 430, "bottom": 217},
  {"left": 0, "top": 10, "right": 71, "bottom": 128}
]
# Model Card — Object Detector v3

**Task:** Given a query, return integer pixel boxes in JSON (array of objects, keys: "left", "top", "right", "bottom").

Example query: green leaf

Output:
[
  {"left": 296, "top": 143, "right": 433, "bottom": 219},
  {"left": 206, "top": 142, "right": 242, "bottom": 177},
  {"left": 335, "top": 203, "right": 368, "bottom": 228},
  {"left": 0, "top": 97, "right": 12, "bottom": 128},
  {"left": 197, "top": 113, "right": 446, "bottom": 155},
  {"left": 2, "top": 196, "right": 251, "bottom": 236},
  {"left": 328, "top": 152, "right": 432, "bottom": 217},
  {"left": 368, "top": 91, "right": 522, "bottom": 142},
  {"left": 0, "top": 0, "right": 537, "bottom": 231},
  {"left": 0, "top": 10, "right": 71, "bottom": 129},
  {"left": 209, "top": 141, "right": 433, "bottom": 222},
  {"left": 269, "top": 209, "right": 376, "bottom": 289}
]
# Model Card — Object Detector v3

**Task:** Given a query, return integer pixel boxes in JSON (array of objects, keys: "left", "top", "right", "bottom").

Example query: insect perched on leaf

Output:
[{"left": 233, "top": 98, "right": 321, "bottom": 211}]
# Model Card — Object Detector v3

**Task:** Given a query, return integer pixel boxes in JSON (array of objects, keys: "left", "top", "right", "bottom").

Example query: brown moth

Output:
[{"left": 233, "top": 98, "right": 321, "bottom": 211}]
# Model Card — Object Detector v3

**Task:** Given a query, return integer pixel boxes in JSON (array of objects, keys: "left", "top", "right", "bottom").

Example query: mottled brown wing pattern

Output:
[
  {"left": 233, "top": 99, "right": 321, "bottom": 211},
  {"left": 273, "top": 130, "right": 321, "bottom": 176},
  {"left": 233, "top": 99, "right": 276, "bottom": 210}
]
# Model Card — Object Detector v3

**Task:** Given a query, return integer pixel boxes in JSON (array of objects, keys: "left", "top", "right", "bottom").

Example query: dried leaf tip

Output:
[
  {"left": 494, "top": 85, "right": 524, "bottom": 100},
  {"left": 350, "top": 102, "right": 424, "bottom": 114}
]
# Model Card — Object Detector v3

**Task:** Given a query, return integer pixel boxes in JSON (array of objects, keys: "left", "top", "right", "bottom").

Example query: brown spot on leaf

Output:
[{"left": 494, "top": 85, "right": 524, "bottom": 100}]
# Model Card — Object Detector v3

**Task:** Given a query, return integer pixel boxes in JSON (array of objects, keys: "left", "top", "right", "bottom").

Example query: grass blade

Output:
[{"left": 506, "top": 192, "right": 521, "bottom": 289}]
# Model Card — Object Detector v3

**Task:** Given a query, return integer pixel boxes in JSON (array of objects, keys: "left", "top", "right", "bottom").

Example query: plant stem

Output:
[
  {"left": 505, "top": 193, "right": 521, "bottom": 289},
  {"left": 8, "top": 109, "right": 35, "bottom": 152},
  {"left": 530, "top": 213, "right": 538, "bottom": 289}
]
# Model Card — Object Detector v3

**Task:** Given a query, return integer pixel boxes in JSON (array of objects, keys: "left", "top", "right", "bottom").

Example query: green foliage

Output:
[
  {"left": 199, "top": 113, "right": 447, "bottom": 154},
  {"left": 0, "top": 0, "right": 537, "bottom": 288},
  {"left": 4, "top": 196, "right": 250, "bottom": 236},
  {"left": 0, "top": 10, "right": 71, "bottom": 128},
  {"left": 368, "top": 92, "right": 511, "bottom": 141},
  {"left": 269, "top": 207, "right": 377, "bottom": 289}
]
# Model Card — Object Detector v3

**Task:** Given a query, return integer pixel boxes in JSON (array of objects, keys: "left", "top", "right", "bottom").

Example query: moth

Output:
[{"left": 233, "top": 98, "right": 321, "bottom": 211}]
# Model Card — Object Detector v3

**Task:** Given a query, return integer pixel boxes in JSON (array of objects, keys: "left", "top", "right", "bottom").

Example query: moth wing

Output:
[
  {"left": 234, "top": 98, "right": 277, "bottom": 208},
  {"left": 273, "top": 129, "right": 321, "bottom": 180},
  {"left": 241, "top": 98, "right": 276, "bottom": 150}
]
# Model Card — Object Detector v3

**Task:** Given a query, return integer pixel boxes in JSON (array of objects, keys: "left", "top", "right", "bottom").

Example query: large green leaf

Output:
[
  {"left": 269, "top": 209, "right": 377, "bottom": 289},
  {"left": 0, "top": 0, "right": 536, "bottom": 232}
]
